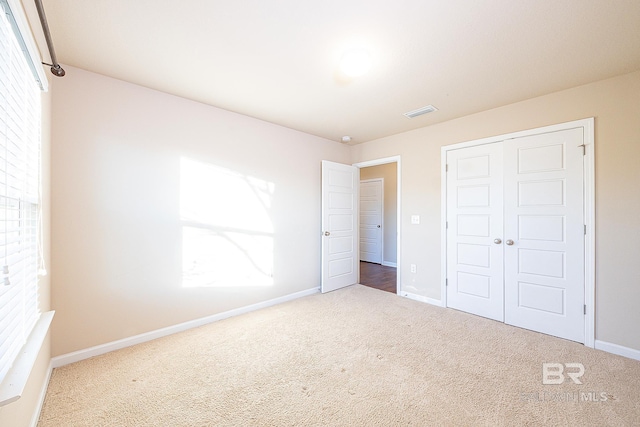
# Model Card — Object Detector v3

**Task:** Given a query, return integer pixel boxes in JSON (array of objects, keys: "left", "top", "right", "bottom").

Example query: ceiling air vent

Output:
[{"left": 403, "top": 104, "right": 438, "bottom": 119}]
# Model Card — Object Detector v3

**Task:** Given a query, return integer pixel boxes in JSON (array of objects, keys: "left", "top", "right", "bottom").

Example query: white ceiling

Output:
[{"left": 40, "top": 0, "right": 640, "bottom": 143}]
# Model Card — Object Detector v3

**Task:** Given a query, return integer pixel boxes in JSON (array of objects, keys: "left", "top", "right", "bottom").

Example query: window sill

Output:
[{"left": 0, "top": 310, "right": 54, "bottom": 406}]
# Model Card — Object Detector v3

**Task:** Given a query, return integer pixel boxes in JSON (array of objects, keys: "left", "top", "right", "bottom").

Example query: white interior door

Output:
[
  {"left": 321, "top": 161, "right": 359, "bottom": 293},
  {"left": 359, "top": 179, "right": 383, "bottom": 264},
  {"left": 446, "top": 143, "right": 504, "bottom": 321},
  {"left": 445, "top": 126, "right": 586, "bottom": 343},
  {"left": 503, "top": 128, "right": 585, "bottom": 342}
]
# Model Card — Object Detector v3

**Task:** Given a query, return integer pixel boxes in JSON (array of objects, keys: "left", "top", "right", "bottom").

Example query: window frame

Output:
[{"left": 0, "top": 0, "right": 53, "bottom": 407}]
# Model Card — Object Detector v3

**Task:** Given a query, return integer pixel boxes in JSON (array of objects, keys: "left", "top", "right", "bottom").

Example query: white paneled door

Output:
[
  {"left": 446, "top": 143, "right": 504, "bottom": 321},
  {"left": 321, "top": 161, "right": 359, "bottom": 293},
  {"left": 446, "top": 127, "right": 585, "bottom": 342},
  {"left": 359, "top": 179, "right": 383, "bottom": 264},
  {"left": 503, "top": 128, "right": 585, "bottom": 343}
]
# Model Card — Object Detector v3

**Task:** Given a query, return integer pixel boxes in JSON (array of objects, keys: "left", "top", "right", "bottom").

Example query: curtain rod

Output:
[{"left": 33, "top": 0, "right": 64, "bottom": 77}]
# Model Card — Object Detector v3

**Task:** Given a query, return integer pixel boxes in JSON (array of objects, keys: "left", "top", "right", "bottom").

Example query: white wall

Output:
[
  {"left": 351, "top": 70, "right": 640, "bottom": 352},
  {"left": 51, "top": 68, "right": 640, "bottom": 355},
  {"left": 50, "top": 66, "right": 350, "bottom": 356}
]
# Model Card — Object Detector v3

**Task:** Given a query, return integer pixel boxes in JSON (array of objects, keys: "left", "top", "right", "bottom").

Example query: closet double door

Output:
[{"left": 446, "top": 128, "right": 585, "bottom": 343}]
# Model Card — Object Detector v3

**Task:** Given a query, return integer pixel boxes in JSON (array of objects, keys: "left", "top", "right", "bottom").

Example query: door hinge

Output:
[
  {"left": 445, "top": 164, "right": 448, "bottom": 172},
  {"left": 584, "top": 224, "right": 587, "bottom": 235},
  {"left": 446, "top": 221, "right": 449, "bottom": 229},
  {"left": 446, "top": 278, "right": 448, "bottom": 287},
  {"left": 584, "top": 304, "right": 587, "bottom": 315},
  {"left": 579, "top": 144, "right": 586, "bottom": 155}
]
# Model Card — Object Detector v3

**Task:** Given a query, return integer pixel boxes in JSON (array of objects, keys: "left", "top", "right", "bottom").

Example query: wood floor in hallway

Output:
[{"left": 359, "top": 261, "right": 397, "bottom": 294}]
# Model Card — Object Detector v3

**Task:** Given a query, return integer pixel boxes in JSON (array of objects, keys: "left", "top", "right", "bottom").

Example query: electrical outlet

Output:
[
  {"left": 411, "top": 215, "right": 420, "bottom": 224},
  {"left": 410, "top": 264, "right": 417, "bottom": 273}
]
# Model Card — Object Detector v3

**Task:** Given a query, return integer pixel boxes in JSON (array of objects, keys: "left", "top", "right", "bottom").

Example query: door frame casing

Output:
[
  {"left": 440, "top": 118, "right": 595, "bottom": 347},
  {"left": 359, "top": 178, "right": 384, "bottom": 264},
  {"left": 353, "top": 156, "right": 402, "bottom": 295}
]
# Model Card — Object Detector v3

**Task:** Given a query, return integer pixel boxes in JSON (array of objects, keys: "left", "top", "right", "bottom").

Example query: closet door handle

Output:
[
  {"left": 493, "top": 238, "right": 502, "bottom": 244},
  {"left": 506, "top": 239, "right": 514, "bottom": 246}
]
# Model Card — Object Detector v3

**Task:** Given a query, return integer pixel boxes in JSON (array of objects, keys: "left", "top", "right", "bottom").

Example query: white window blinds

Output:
[{"left": 0, "top": 1, "right": 42, "bottom": 385}]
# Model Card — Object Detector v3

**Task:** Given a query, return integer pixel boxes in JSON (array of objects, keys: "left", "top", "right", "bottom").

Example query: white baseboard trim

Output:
[
  {"left": 594, "top": 340, "right": 640, "bottom": 361},
  {"left": 51, "top": 287, "right": 320, "bottom": 368},
  {"left": 30, "top": 360, "right": 52, "bottom": 427},
  {"left": 382, "top": 261, "right": 397, "bottom": 268},
  {"left": 401, "top": 291, "right": 444, "bottom": 307}
]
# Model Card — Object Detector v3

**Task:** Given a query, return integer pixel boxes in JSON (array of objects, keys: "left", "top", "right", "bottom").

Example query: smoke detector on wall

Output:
[{"left": 403, "top": 104, "right": 438, "bottom": 119}]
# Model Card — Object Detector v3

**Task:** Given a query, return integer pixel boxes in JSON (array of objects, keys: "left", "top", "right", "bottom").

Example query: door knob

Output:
[
  {"left": 377, "top": 225, "right": 381, "bottom": 228},
  {"left": 493, "top": 238, "right": 502, "bottom": 244},
  {"left": 324, "top": 231, "right": 330, "bottom": 236},
  {"left": 506, "top": 239, "right": 514, "bottom": 246}
]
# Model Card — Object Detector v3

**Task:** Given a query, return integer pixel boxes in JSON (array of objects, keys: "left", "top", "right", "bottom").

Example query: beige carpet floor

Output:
[{"left": 38, "top": 285, "right": 640, "bottom": 426}]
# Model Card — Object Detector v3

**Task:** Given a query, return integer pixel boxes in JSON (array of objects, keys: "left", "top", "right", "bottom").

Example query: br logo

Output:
[{"left": 542, "top": 363, "right": 585, "bottom": 385}]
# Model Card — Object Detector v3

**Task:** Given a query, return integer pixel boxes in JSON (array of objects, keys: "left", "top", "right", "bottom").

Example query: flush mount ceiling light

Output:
[
  {"left": 339, "top": 48, "right": 372, "bottom": 77},
  {"left": 341, "top": 136, "right": 352, "bottom": 143},
  {"left": 403, "top": 104, "right": 438, "bottom": 119}
]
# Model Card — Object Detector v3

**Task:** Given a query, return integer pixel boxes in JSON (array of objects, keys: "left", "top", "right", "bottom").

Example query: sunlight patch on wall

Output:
[{"left": 180, "top": 158, "right": 275, "bottom": 288}]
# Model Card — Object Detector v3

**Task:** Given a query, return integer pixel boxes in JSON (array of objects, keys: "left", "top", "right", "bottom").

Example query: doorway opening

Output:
[{"left": 354, "top": 157, "right": 401, "bottom": 294}]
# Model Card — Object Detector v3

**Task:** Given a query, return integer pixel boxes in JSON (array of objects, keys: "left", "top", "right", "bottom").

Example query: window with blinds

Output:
[{"left": 0, "top": 2, "right": 42, "bottom": 385}]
